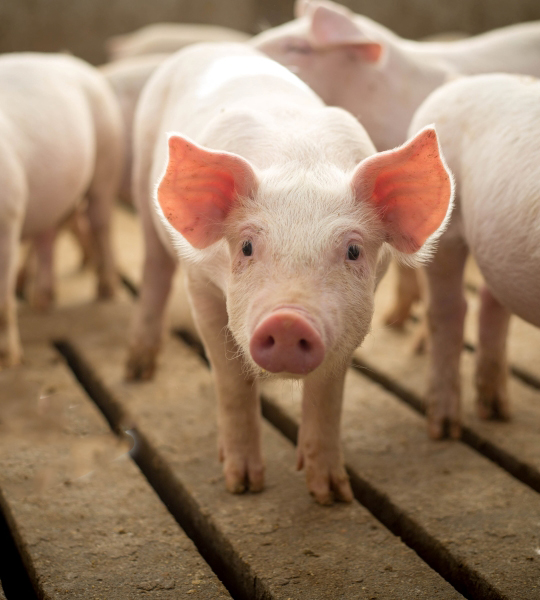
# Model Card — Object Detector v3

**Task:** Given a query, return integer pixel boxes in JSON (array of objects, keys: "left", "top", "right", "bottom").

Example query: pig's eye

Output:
[
  {"left": 347, "top": 244, "right": 361, "bottom": 261},
  {"left": 242, "top": 240, "right": 253, "bottom": 257}
]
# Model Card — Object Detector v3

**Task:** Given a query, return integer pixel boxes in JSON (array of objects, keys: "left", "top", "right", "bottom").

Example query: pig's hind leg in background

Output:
[
  {"left": 0, "top": 146, "right": 25, "bottom": 368},
  {"left": 84, "top": 79, "right": 124, "bottom": 301}
]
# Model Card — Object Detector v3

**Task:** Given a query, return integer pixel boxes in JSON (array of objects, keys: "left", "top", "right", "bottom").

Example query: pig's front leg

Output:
[
  {"left": 425, "top": 237, "right": 469, "bottom": 439},
  {"left": 0, "top": 220, "right": 23, "bottom": 368},
  {"left": 29, "top": 227, "right": 56, "bottom": 312},
  {"left": 297, "top": 365, "right": 353, "bottom": 505},
  {"left": 476, "top": 285, "right": 511, "bottom": 421},
  {"left": 187, "top": 276, "right": 264, "bottom": 494}
]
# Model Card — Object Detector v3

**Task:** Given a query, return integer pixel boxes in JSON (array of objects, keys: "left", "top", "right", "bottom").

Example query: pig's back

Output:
[
  {"left": 412, "top": 21, "right": 540, "bottom": 77},
  {"left": 0, "top": 54, "right": 100, "bottom": 236},
  {"left": 153, "top": 43, "right": 322, "bottom": 144},
  {"left": 412, "top": 73, "right": 540, "bottom": 326}
]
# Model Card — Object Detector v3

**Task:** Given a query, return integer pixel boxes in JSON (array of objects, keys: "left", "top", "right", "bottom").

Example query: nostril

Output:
[
  {"left": 299, "top": 339, "right": 310, "bottom": 352},
  {"left": 261, "top": 335, "right": 275, "bottom": 350}
]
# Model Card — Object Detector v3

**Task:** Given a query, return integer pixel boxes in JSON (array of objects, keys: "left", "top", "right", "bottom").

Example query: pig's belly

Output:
[{"left": 467, "top": 210, "right": 540, "bottom": 328}]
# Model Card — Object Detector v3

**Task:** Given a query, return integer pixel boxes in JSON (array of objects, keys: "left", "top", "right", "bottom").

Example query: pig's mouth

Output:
[{"left": 249, "top": 304, "right": 326, "bottom": 376}]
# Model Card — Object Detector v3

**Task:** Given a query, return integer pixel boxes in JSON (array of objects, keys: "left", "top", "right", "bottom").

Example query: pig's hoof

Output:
[
  {"left": 29, "top": 288, "right": 55, "bottom": 312},
  {"left": 411, "top": 322, "right": 428, "bottom": 355},
  {"left": 96, "top": 276, "right": 118, "bottom": 301},
  {"left": 427, "top": 391, "right": 462, "bottom": 440},
  {"left": 306, "top": 467, "right": 353, "bottom": 506},
  {"left": 224, "top": 457, "right": 265, "bottom": 494},
  {"left": 0, "top": 349, "right": 23, "bottom": 370},
  {"left": 476, "top": 389, "right": 511, "bottom": 421},
  {"left": 125, "top": 348, "right": 157, "bottom": 381},
  {"left": 427, "top": 414, "right": 461, "bottom": 440},
  {"left": 16, "top": 268, "right": 28, "bottom": 299}
]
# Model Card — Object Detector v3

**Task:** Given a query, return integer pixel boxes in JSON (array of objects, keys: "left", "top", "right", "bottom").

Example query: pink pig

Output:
[
  {"left": 409, "top": 73, "right": 540, "bottom": 438},
  {"left": 0, "top": 53, "right": 122, "bottom": 368},
  {"left": 126, "top": 43, "right": 452, "bottom": 503},
  {"left": 253, "top": 0, "right": 540, "bottom": 326}
]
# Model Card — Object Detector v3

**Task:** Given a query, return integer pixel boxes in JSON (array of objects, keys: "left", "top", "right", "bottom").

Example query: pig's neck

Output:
[{"left": 381, "top": 40, "right": 455, "bottom": 149}]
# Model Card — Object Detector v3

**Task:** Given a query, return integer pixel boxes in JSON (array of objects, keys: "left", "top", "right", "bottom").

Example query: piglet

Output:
[
  {"left": 409, "top": 73, "right": 540, "bottom": 438},
  {"left": 126, "top": 43, "right": 452, "bottom": 503},
  {"left": 0, "top": 53, "right": 122, "bottom": 368}
]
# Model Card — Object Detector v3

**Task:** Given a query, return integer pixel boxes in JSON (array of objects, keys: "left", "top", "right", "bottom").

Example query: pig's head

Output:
[
  {"left": 252, "top": 0, "right": 446, "bottom": 151},
  {"left": 157, "top": 126, "right": 452, "bottom": 379}
]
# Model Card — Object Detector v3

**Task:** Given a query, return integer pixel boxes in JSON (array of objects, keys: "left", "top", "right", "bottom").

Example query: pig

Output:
[
  {"left": 408, "top": 73, "right": 540, "bottom": 439},
  {"left": 106, "top": 23, "right": 251, "bottom": 62},
  {"left": 252, "top": 0, "right": 540, "bottom": 326},
  {"left": 0, "top": 53, "right": 122, "bottom": 368},
  {"left": 126, "top": 42, "right": 452, "bottom": 503},
  {"left": 100, "top": 54, "right": 169, "bottom": 205}
]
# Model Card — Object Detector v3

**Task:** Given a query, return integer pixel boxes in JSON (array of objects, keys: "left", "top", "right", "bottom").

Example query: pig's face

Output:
[
  {"left": 157, "top": 127, "right": 452, "bottom": 379},
  {"left": 224, "top": 168, "right": 384, "bottom": 378},
  {"left": 252, "top": 7, "right": 410, "bottom": 151}
]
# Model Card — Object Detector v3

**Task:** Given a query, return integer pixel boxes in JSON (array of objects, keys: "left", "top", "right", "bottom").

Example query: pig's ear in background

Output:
[
  {"left": 309, "top": 3, "right": 383, "bottom": 62},
  {"left": 352, "top": 126, "right": 453, "bottom": 254},
  {"left": 157, "top": 135, "right": 258, "bottom": 249}
]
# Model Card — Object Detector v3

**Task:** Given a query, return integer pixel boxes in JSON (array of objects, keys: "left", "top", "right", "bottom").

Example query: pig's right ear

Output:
[
  {"left": 157, "top": 135, "right": 258, "bottom": 249},
  {"left": 308, "top": 3, "right": 383, "bottom": 63},
  {"left": 352, "top": 127, "right": 453, "bottom": 254}
]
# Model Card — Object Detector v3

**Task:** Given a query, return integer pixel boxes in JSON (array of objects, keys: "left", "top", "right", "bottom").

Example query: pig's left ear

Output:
[
  {"left": 157, "top": 135, "right": 258, "bottom": 249},
  {"left": 309, "top": 4, "right": 383, "bottom": 63},
  {"left": 352, "top": 127, "right": 453, "bottom": 254}
]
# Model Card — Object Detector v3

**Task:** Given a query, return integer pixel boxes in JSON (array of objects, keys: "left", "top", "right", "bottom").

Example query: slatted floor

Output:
[{"left": 1, "top": 204, "right": 539, "bottom": 599}]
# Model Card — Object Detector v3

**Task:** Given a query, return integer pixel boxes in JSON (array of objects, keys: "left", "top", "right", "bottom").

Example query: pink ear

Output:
[
  {"left": 157, "top": 135, "right": 258, "bottom": 249},
  {"left": 352, "top": 127, "right": 453, "bottom": 254},
  {"left": 309, "top": 4, "right": 382, "bottom": 62}
]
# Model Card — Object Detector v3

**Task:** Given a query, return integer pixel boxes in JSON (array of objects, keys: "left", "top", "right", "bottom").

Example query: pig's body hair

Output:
[{"left": 411, "top": 73, "right": 540, "bottom": 327}]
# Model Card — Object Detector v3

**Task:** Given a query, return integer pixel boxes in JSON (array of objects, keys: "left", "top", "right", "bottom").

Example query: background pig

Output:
[
  {"left": 408, "top": 73, "right": 540, "bottom": 439},
  {"left": 0, "top": 53, "right": 122, "bottom": 368},
  {"left": 100, "top": 54, "right": 169, "bottom": 205},
  {"left": 106, "top": 23, "right": 251, "bottom": 61},
  {"left": 252, "top": 0, "right": 540, "bottom": 326},
  {"left": 127, "top": 42, "right": 452, "bottom": 503}
]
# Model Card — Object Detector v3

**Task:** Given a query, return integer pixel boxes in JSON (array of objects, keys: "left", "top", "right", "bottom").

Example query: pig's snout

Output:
[{"left": 250, "top": 309, "right": 325, "bottom": 375}]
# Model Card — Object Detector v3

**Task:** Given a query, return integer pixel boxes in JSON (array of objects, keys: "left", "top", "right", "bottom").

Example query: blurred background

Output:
[{"left": 2, "top": 0, "right": 540, "bottom": 64}]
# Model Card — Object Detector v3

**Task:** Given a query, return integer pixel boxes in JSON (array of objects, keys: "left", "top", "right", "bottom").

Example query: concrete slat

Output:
[{"left": 0, "top": 343, "right": 231, "bottom": 600}]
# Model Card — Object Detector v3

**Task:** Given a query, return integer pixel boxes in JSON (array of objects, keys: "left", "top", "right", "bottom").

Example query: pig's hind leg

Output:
[
  {"left": 187, "top": 277, "right": 264, "bottom": 494},
  {"left": 425, "top": 235, "right": 469, "bottom": 439},
  {"left": 475, "top": 285, "right": 511, "bottom": 421},
  {"left": 28, "top": 227, "right": 57, "bottom": 312},
  {"left": 297, "top": 366, "right": 353, "bottom": 505},
  {"left": 0, "top": 219, "right": 23, "bottom": 368},
  {"left": 384, "top": 263, "right": 422, "bottom": 328}
]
